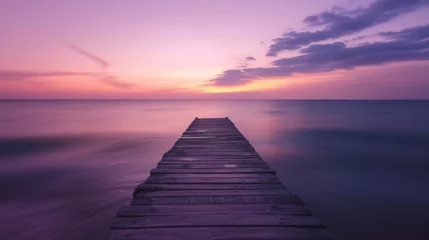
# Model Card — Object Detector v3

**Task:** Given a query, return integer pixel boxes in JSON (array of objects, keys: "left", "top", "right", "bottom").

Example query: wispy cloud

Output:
[
  {"left": 0, "top": 70, "right": 134, "bottom": 90},
  {"left": 245, "top": 56, "right": 256, "bottom": 61},
  {"left": 61, "top": 41, "right": 109, "bottom": 69},
  {"left": 58, "top": 41, "right": 133, "bottom": 89},
  {"left": 237, "top": 63, "right": 249, "bottom": 68},
  {"left": 0, "top": 70, "right": 94, "bottom": 81},
  {"left": 98, "top": 75, "right": 135, "bottom": 89},
  {"left": 267, "top": 0, "right": 429, "bottom": 56},
  {"left": 379, "top": 24, "right": 429, "bottom": 41}
]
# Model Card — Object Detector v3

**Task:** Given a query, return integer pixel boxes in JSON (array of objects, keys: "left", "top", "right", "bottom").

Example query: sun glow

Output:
[{"left": 199, "top": 78, "right": 286, "bottom": 93}]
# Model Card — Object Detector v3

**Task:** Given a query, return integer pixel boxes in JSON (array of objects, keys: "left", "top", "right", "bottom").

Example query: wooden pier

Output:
[{"left": 106, "top": 117, "right": 338, "bottom": 240}]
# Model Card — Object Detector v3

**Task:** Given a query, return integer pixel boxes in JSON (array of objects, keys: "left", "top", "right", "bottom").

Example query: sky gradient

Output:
[{"left": 1, "top": 0, "right": 429, "bottom": 99}]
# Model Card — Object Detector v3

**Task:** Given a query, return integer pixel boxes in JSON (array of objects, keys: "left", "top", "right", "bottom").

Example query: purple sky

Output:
[{"left": 1, "top": 0, "right": 429, "bottom": 99}]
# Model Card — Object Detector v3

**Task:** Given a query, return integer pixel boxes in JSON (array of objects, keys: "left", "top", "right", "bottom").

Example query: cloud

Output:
[
  {"left": 97, "top": 75, "right": 135, "bottom": 89},
  {"left": 61, "top": 41, "right": 109, "bottom": 69},
  {"left": 210, "top": 28, "right": 429, "bottom": 86},
  {"left": 266, "top": 0, "right": 429, "bottom": 56},
  {"left": 0, "top": 70, "right": 133, "bottom": 90},
  {"left": 350, "top": 35, "right": 368, "bottom": 42},
  {"left": 245, "top": 56, "right": 257, "bottom": 61},
  {"left": 0, "top": 70, "right": 94, "bottom": 81},
  {"left": 2, "top": 42, "right": 133, "bottom": 90},
  {"left": 208, "top": 69, "right": 255, "bottom": 86},
  {"left": 237, "top": 63, "right": 248, "bottom": 68},
  {"left": 379, "top": 24, "right": 429, "bottom": 41}
]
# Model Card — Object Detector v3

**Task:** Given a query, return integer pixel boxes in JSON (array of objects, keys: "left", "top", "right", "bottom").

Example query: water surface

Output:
[{"left": 1, "top": 100, "right": 428, "bottom": 239}]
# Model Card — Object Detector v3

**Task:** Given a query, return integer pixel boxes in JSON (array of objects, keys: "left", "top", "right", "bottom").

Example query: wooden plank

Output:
[
  {"left": 176, "top": 139, "right": 248, "bottom": 142},
  {"left": 171, "top": 147, "right": 255, "bottom": 151},
  {"left": 182, "top": 133, "right": 242, "bottom": 136},
  {"left": 167, "top": 151, "right": 258, "bottom": 155},
  {"left": 180, "top": 136, "right": 246, "bottom": 139},
  {"left": 145, "top": 177, "right": 280, "bottom": 184},
  {"left": 148, "top": 173, "right": 274, "bottom": 178},
  {"left": 111, "top": 214, "right": 322, "bottom": 229},
  {"left": 161, "top": 158, "right": 263, "bottom": 162},
  {"left": 172, "top": 145, "right": 253, "bottom": 149},
  {"left": 173, "top": 143, "right": 251, "bottom": 146},
  {"left": 135, "top": 189, "right": 290, "bottom": 198},
  {"left": 160, "top": 158, "right": 263, "bottom": 162},
  {"left": 185, "top": 130, "right": 239, "bottom": 133},
  {"left": 161, "top": 156, "right": 263, "bottom": 160},
  {"left": 156, "top": 164, "right": 269, "bottom": 169},
  {"left": 117, "top": 204, "right": 311, "bottom": 217},
  {"left": 165, "top": 152, "right": 258, "bottom": 156},
  {"left": 132, "top": 195, "right": 302, "bottom": 205},
  {"left": 158, "top": 160, "right": 265, "bottom": 165},
  {"left": 134, "top": 183, "right": 285, "bottom": 192},
  {"left": 183, "top": 131, "right": 241, "bottom": 133},
  {"left": 164, "top": 152, "right": 259, "bottom": 156},
  {"left": 106, "top": 227, "right": 338, "bottom": 240},
  {"left": 163, "top": 155, "right": 261, "bottom": 158},
  {"left": 171, "top": 149, "right": 255, "bottom": 152},
  {"left": 150, "top": 168, "right": 276, "bottom": 174}
]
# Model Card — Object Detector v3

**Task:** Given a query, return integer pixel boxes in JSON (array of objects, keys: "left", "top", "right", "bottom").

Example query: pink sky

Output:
[{"left": 1, "top": 0, "right": 429, "bottom": 99}]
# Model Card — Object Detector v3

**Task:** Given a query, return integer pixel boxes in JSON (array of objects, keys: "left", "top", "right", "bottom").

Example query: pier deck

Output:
[{"left": 106, "top": 117, "right": 338, "bottom": 240}]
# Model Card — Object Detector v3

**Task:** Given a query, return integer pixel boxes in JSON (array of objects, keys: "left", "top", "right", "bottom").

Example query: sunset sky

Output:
[{"left": 1, "top": 0, "right": 429, "bottom": 99}]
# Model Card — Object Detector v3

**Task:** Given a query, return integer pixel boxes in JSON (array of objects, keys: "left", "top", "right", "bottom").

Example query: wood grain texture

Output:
[
  {"left": 158, "top": 160, "right": 266, "bottom": 164},
  {"left": 106, "top": 227, "right": 338, "bottom": 240},
  {"left": 135, "top": 189, "right": 290, "bottom": 198},
  {"left": 117, "top": 204, "right": 311, "bottom": 217},
  {"left": 134, "top": 183, "right": 285, "bottom": 193},
  {"left": 156, "top": 164, "right": 270, "bottom": 169},
  {"left": 144, "top": 176, "right": 281, "bottom": 184},
  {"left": 131, "top": 195, "right": 303, "bottom": 205},
  {"left": 111, "top": 214, "right": 324, "bottom": 229},
  {"left": 150, "top": 168, "right": 276, "bottom": 174},
  {"left": 148, "top": 173, "right": 275, "bottom": 178}
]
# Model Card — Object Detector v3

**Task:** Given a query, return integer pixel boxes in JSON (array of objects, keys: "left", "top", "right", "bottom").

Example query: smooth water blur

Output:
[{"left": 0, "top": 100, "right": 428, "bottom": 240}]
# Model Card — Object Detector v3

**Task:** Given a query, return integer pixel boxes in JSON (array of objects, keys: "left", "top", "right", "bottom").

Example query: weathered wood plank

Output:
[
  {"left": 176, "top": 139, "right": 249, "bottom": 142},
  {"left": 165, "top": 151, "right": 258, "bottom": 156},
  {"left": 165, "top": 152, "right": 259, "bottom": 155},
  {"left": 161, "top": 156, "right": 263, "bottom": 160},
  {"left": 181, "top": 134, "right": 243, "bottom": 137},
  {"left": 134, "top": 183, "right": 285, "bottom": 193},
  {"left": 179, "top": 137, "right": 247, "bottom": 141},
  {"left": 135, "top": 189, "right": 290, "bottom": 198},
  {"left": 117, "top": 204, "right": 311, "bottom": 217},
  {"left": 171, "top": 148, "right": 256, "bottom": 152},
  {"left": 156, "top": 164, "right": 269, "bottom": 169},
  {"left": 158, "top": 160, "right": 266, "bottom": 165},
  {"left": 145, "top": 177, "right": 280, "bottom": 184},
  {"left": 106, "top": 227, "right": 338, "bottom": 240},
  {"left": 111, "top": 214, "right": 322, "bottom": 229},
  {"left": 167, "top": 149, "right": 255, "bottom": 153},
  {"left": 150, "top": 168, "right": 276, "bottom": 174},
  {"left": 149, "top": 173, "right": 274, "bottom": 178},
  {"left": 172, "top": 146, "right": 254, "bottom": 149},
  {"left": 132, "top": 195, "right": 302, "bottom": 205}
]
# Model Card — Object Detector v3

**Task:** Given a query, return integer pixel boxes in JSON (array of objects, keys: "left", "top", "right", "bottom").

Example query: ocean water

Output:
[{"left": 0, "top": 100, "right": 428, "bottom": 240}]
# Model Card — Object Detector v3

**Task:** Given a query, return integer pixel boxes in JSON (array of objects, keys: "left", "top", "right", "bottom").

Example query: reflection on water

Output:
[{"left": 0, "top": 100, "right": 428, "bottom": 240}]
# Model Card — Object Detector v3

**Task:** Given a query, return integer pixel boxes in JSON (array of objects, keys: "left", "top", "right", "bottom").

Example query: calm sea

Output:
[{"left": 0, "top": 100, "right": 428, "bottom": 240}]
